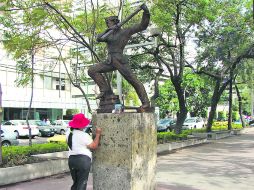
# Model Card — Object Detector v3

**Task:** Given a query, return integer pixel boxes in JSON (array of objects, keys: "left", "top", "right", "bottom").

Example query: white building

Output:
[{"left": 0, "top": 43, "right": 97, "bottom": 121}]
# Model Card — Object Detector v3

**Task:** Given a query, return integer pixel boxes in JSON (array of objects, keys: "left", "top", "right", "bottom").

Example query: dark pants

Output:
[{"left": 68, "top": 155, "right": 91, "bottom": 190}]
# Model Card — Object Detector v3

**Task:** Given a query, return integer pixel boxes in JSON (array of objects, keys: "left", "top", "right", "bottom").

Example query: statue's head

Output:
[{"left": 105, "top": 16, "right": 119, "bottom": 28}]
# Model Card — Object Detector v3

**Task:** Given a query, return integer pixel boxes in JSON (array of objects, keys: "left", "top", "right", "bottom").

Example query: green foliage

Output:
[
  {"left": 156, "top": 69, "right": 212, "bottom": 117},
  {"left": 156, "top": 80, "right": 178, "bottom": 117},
  {"left": 157, "top": 131, "right": 189, "bottom": 144},
  {"left": 157, "top": 122, "right": 242, "bottom": 144},
  {"left": 183, "top": 69, "right": 212, "bottom": 117},
  {"left": 217, "top": 111, "right": 226, "bottom": 121},
  {"left": 1, "top": 143, "right": 68, "bottom": 168},
  {"left": 212, "top": 121, "right": 242, "bottom": 130},
  {"left": 232, "top": 111, "right": 240, "bottom": 121}
]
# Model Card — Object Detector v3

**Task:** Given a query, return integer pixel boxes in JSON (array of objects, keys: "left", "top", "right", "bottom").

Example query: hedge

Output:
[
  {"left": 157, "top": 122, "right": 243, "bottom": 144},
  {"left": 1, "top": 143, "right": 68, "bottom": 168}
]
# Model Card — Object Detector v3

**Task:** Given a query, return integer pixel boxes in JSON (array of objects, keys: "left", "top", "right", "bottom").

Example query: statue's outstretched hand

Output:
[{"left": 140, "top": 3, "right": 149, "bottom": 13}]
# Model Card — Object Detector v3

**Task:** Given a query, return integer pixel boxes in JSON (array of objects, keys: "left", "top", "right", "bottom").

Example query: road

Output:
[
  {"left": 18, "top": 136, "right": 49, "bottom": 146},
  {"left": 1, "top": 128, "right": 254, "bottom": 190}
]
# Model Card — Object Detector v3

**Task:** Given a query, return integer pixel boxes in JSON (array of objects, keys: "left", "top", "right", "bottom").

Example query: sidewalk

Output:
[
  {"left": 1, "top": 127, "right": 254, "bottom": 190},
  {"left": 0, "top": 138, "right": 207, "bottom": 186}
]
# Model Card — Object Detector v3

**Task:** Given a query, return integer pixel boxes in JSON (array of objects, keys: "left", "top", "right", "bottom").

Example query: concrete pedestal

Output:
[{"left": 92, "top": 113, "right": 157, "bottom": 190}]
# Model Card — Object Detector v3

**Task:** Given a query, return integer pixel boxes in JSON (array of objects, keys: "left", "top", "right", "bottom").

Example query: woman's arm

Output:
[{"left": 87, "top": 128, "right": 102, "bottom": 150}]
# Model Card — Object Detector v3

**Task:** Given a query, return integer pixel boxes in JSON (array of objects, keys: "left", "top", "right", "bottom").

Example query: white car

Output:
[
  {"left": 182, "top": 117, "right": 205, "bottom": 129},
  {"left": 2, "top": 120, "right": 40, "bottom": 138},
  {"left": 1, "top": 128, "right": 19, "bottom": 146},
  {"left": 50, "top": 120, "right": 70, "bottom": 135}
]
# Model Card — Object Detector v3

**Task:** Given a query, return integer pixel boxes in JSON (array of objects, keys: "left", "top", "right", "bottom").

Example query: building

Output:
[{"left": 0, "top": 43, "right": 97, "bottom": 122}]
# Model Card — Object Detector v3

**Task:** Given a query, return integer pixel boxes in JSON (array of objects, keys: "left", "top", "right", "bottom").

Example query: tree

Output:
[
  {"left": 0, "top": 0, "right": 114, "bottom": 113},
  {"left": 1, "top": 1, "right": 157, "bottom": 113},
  {"left": 156, "top": 69, "right": 212, "bottom": 118},
  {"left": 194, "top": 0, "right": 254, "bottom": 131},
  {"left": 149, "top": 0, "right": 213, "bottom": 133}
]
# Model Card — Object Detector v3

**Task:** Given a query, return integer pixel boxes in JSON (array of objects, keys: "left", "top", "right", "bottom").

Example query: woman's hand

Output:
[
  {"left": 96, "top": 128, "right": 102, "bottom": 135},
  {"left": 87, "top": 127, "right": 102, "bottom": 150}
]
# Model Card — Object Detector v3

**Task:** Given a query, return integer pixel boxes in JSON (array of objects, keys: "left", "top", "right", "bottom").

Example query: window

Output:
[
  {"left": 56, "top": 78, "right": 65, "bottom": 90},
  {"left": 3, "top": 121, "right": 12, "bottom": 125}
]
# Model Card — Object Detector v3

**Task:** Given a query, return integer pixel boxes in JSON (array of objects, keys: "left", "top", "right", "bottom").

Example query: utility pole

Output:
[{"left": 116, "top": 0, "right": 124, "bottom": 103}]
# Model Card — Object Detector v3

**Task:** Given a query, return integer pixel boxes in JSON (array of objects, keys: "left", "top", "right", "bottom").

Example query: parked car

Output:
[
  {"left": 47, "top": 125, "right": 93, "bottom": 143},
  {"left": 1, "top": 128, "right": 19, "bottom": 146},
  {"left": 29, "top": 120, "right": 56, "bottom": 137},
  {"left": 83, "top": 125, "right": 92, "bottom": 135},
  {"left": 234, "top": 120, "right": 242, "bottom": 125},
  {"left": 249, "top": 119, "right": 254, "bottom": 126},
  {"left": 157, "top": 118, "right": 176, "bottom": 132},
  {"left": 182, "top": 117, "right": 205, "bottom": 129},
  {"left": 2, "top": 120, "right": 40, "bottom": 138},
  {"left": 50, "top": 120, "right": 70, "bottom": 135}
]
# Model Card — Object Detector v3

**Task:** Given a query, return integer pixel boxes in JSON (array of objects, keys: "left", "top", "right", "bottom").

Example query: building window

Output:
[{"left": 56, "top": 78, "right": 65, "bottom": 90}]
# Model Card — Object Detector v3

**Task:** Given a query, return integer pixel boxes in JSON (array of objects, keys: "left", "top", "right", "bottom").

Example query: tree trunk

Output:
[
  {"left": 227, "top": 76, "right": 233, "bottom": 130},
  {"left": 26, "top": 50, "right": 34, "bottom": 146},
  {"left": 150, "top": 75, "right": 159, "bottom": 107},
  {"left": 235, "top": 82, "right": 246, "bottom": 128},
  {"left": 172, "top": 78, "right": 188, "bottom": 134},
  {"left": 207, "top": 80, "right": 221, "bottom": 132},
  {"left": 207, "top": 78, "right": 230, "bottom": 132},
  {"left": 0, "top": 83, "right": 3, "bottom": 165}
]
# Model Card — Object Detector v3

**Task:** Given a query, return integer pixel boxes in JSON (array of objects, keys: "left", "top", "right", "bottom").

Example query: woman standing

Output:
[{"left": 66, "top": 113, "right": 102, "bottom": 190}]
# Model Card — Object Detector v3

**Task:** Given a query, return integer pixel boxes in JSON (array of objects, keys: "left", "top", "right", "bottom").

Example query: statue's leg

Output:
[
  {"left": 88, "top": 63, "right": 115, "bottom": 98},
  {"left": 112, "top": 58, "right": 150, "bottom": 107}
]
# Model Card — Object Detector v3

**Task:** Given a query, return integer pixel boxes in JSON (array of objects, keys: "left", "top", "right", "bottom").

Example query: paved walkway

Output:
[{"left": 1, "top": 128, "right": 254, "bottom": 190}]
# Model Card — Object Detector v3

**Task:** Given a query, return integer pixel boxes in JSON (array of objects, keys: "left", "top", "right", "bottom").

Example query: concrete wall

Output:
[
  {"left": 92, "top": 113, "right": 157, "bottom": 190},
  {"left": 0, "top": 159, "right": 69, "bottom": 186}
]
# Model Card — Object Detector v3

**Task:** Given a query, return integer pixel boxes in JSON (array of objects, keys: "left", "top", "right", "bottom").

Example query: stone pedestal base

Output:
[{"left": 92, "top": 113, "right": 157, "bottom": 190}]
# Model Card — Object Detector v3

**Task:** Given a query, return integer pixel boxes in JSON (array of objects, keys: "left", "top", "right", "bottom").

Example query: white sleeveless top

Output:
[{"left": 66, "top": 129, "right": 93, "bottom": 159}]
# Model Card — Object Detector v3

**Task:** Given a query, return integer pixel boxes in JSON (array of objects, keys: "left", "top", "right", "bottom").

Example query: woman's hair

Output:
[{"left": 67, "top": 128, "right": 74, "bottom": 150}]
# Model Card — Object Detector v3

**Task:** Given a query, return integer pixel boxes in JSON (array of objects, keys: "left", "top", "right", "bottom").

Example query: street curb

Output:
[
  {"left": 0, "top": 159, "right": 69, "bottom": 186},
  {"left": 157, "top": 138, "right": 208, "bottom": 155}
]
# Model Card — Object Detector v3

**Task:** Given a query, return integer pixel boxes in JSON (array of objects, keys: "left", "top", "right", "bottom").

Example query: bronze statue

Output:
[{"left": 88, "top": 4, "right": 151, "bottom": 112}]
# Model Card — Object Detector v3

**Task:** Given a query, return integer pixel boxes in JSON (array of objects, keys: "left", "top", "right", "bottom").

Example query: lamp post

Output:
[
  {"left": 116, "top": 0, "right": 124, "bottom": 103},
  {"left": 117, "top": 28, "right": 160, "bottom": 104}
]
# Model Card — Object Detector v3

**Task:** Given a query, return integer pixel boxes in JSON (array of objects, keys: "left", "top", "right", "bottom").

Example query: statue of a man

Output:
[{"left": 88, "top": 4, "right": 150, "bottom": 110}]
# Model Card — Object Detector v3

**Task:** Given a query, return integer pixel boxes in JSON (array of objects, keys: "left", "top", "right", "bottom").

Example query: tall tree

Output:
[
  {"left": 195, "top": 0, "right": 254, "bottom": 131},
  {"left": 150, "top": 0, "right": 213, "bottom": 133}
]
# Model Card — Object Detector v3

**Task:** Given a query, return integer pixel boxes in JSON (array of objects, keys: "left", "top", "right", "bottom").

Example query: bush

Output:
[
  {"left": 157, "top": 131, "right": 188, "bottom": 144},
  {"left": 217, "top": 111, "right": 226, "bottom": 121},
  {"left": 1, "top": 143, "right": 68, "bottom": 168},
  {"left": 212, "top": 121, "right": 242, "bottom": 131},
  {"left": 232, "top": 111, "right": 240, "bottom": 121}
]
